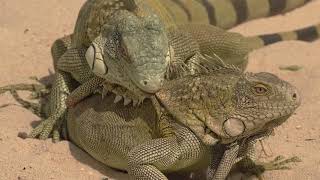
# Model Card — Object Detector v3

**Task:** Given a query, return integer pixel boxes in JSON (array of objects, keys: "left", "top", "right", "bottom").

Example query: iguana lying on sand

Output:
[
  {"left": 65, "top": 55, "right": 301, "bottom": 180},
  {"left": 3, "top": 56, "right": 301, "bottom": 179},
  {"left": 1, "top": 0, "right": 318, "bottom": 142}
]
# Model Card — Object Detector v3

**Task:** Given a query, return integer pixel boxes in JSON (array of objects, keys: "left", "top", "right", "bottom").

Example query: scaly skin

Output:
[
  {"left": 0, "top": 55, "right": 302, "bottom": 179},
  {"left": 65, "top": 0, "right": 320, "bottom": 107},
  {"left": 66, "top": 55, "right": 301, "bottom": 180},
  {"left": 3, "top": 0, "right": 319, "bottom": 141},
  {"left": 29, "top": 0, "right": 171, "bottom": 140}
]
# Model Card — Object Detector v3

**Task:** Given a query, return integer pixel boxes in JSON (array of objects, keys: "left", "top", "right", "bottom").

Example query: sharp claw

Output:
[
  {"left": 138, "top": 98, "right": 145, "bottom": 106},
  {"left": 123, "top": 98, "right": 132, "bottom": 106},
  {"left": 114, "top": 95, "right": 123, "bottom": 103},
  {"left": 101, "top": 88, "right": 109, "bottom": 99}
]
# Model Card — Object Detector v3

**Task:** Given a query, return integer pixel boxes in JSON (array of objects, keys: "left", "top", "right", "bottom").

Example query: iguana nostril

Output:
[
  {"left": 292, "top": 93, "right": 297, "bottom": 99},
  {"left": 137, "top": 79, "right": 162, "bottom": 93},
  {"left": 291, "top": 89, "right": 301, "bottom": 105}
]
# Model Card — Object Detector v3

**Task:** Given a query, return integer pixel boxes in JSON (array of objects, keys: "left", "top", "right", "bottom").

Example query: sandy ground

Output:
[{"left": 0, "top": 0, "right": 320, "bottom": 179}]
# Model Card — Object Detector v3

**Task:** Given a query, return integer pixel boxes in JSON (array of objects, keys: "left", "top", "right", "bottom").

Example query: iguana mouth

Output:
[{"left": 100, "top": 82, "right": 152, "bottom": 106}]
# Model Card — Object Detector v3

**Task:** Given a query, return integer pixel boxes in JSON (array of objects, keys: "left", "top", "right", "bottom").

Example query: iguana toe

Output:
[
  {"left": 52, "top": 129, "right": 61, "bottom": 142},
  {"left": 28, "top": 116, "right": 62, "bottom": 141},
  {"left": 260, "top": 155, "right": 302, "bottom": 171},
  {"left": 28, "top": 122, "right": 46, "bottom": 138},
  {"left": 39, "top": 120, "right": 55, "bottom": 140}
]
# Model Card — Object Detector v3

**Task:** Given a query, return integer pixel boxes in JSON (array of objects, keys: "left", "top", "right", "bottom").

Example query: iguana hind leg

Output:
[
  {"left": 178, "top": 24, "right": 250, "bottom": 71},
  {"left": 0, "top": 82, "right": 50, "bottom": 117}
]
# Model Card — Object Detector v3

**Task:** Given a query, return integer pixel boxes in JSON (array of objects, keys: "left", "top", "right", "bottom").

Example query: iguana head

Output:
[
  {"left": 85, "top": 10, "right": 171, "bottom": 97},
  {"left": 157, "top": 57, "right": 301, "bottom": 145}
]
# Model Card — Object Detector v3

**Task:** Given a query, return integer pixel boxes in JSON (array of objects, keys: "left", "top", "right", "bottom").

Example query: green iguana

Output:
[
  {"left": 65, "top": 55, "right": 301, "bottom": 180},
  {"left": 3, "top": 55, "right": 302, "bottom": 179},
  {"left": 1, "top": 0, "right": 318, "bottom": 142}
]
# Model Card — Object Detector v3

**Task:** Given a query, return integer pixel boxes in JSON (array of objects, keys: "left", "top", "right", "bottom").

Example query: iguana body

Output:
[
  {"left": 5, "top": 0, "right": 319, "bottom": 141},
  {"left": 66, "top": 56, "right": 301, "bottom": 179},
  {"left": 0, "top": 57, "right": 302, "bottom": 179}
]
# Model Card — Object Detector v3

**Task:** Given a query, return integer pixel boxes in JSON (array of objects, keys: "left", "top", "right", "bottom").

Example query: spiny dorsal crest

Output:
[{"left": 188, "top": 53, "right": 242, "bottom": 77}]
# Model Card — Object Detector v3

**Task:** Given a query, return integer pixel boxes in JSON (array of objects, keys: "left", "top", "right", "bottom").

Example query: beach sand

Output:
[{"left": 0, "top": 0, "right": 319, "bottom": 179}]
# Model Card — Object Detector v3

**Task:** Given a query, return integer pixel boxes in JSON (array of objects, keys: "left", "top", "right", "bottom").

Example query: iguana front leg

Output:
[
  {"left": 51, "top": 35, "right": 73, "bottom": 70},
  {"left": 207, "top": 143, "right": 240, "bottom": 180},
  {"left": 28, "top": 70, "right": 74, "bottom": 141},
  {"left": 29, "top": 45, "right": 100, "bottom": 141},
  {"left": 232, "top": 154, "right": 301, "bottom": 180},
  {"left": 230, "top": 133, "right": 301, "bottom": 179},
  {"left": 65, "top": 76, "right": 104, "bottom": 107},
  {"left": 178, "top": 24, "right": 250, "bottom": 71},
  {"left": 128, "top": 137, "right": 179, "bottom": 180},
  {"left": 127, "top": 123, "right": 206, "bottom": 180}
]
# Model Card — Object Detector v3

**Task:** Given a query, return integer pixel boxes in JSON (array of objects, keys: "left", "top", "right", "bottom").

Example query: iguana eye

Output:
[{"left": 253, "top": 84, "right": 268, "bottom": 95}]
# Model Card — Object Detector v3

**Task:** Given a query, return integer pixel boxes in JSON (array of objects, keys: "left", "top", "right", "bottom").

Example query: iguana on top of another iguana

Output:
[
  {"left": 1, "top": 0, "right": 318, "bottom": 142},
  {"left": 65, "top": 55, "right": 301, "bottom": 180},
  {"left": 63, "top": 0, "right": 319, "bottom": 107},
  {"left": 1, "top": 54, "right": 302, "bottom": 179}
]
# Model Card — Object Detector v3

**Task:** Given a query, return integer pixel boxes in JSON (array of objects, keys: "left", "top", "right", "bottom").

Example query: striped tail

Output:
[
  {"left": 229, "top": 0, "right": 313, "bottom": 25},
  {"left": 164, "top": 0, "right": 312, "bottom": 29},
  {"left": 247, "top": 23, "right": 320, "bottom": 50}
]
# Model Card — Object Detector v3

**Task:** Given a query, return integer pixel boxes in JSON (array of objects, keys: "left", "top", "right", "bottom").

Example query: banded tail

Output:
[
  {"left": 247, "top": 23, "right": 320, "bottom": 50},
  {"left": 162, "top": 0, "right": 312, "bottom": 29}
]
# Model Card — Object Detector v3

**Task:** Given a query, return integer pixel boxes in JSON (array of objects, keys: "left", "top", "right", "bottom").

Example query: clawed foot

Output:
[
  {"left": 0, "top": 79, "right": 50, "bottom": 117},
  {"left": 28, "top": 115, "right": 63, "bottom": 142},
  {"left": 258, "top": 155, "right": 302, "bottom": 171},
  {"left": 235, "top": 155, "right": 301, "bottom": 180},
  {"left": 0, "top": 80, "right": 62, "bottom": 142}
]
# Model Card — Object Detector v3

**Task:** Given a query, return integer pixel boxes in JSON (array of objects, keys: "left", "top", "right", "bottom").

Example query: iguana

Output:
[
  {"left": 64, "top": 55, "right": 301, "bottom": 180},
  {"left": 1, "top": 0, "right": 318, "bottom": 142},
  {"left": 2, "top": 55, "right": 301, "bottom": 179}
]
